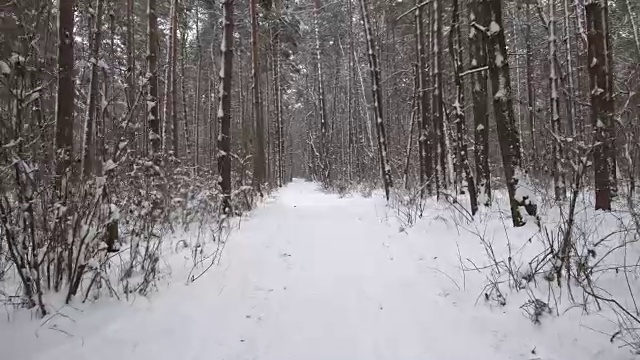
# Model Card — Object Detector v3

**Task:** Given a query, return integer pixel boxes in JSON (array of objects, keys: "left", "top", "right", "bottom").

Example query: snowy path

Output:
[{"left": 4, "top": 180, "right": 628, "bottom": 360}]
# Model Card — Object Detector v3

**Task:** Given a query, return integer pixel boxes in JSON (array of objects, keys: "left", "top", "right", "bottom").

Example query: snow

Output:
[
  {"left": 0, "top": 60, "right": 10, "bottom": 75},
  {"left": 488, "top": 21, "right": 501, "bottom": 36},
  {"left": 0, "top": 180, "right": 632, "bottom": 360}
]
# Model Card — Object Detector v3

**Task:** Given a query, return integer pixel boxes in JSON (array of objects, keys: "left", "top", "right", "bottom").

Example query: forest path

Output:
[{"left": 8, "top": 180, "right": 596, "bottom": 360}]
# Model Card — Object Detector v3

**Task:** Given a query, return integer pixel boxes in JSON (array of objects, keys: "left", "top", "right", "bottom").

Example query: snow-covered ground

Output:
[{"left": 1, "top": 179, "right": 635, "bottom": 359}]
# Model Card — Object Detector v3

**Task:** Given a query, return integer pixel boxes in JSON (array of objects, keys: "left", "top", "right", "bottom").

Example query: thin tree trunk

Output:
[
  {"left": 432, "top": 0, "right": 446, "bottom": 193},
  {"left": 314, "top": 0, "right": 329, "bottom": 182},
  {"left": 170, "top": 0, "right": 179, "bottom": 157},
  {"left": 525, "top": 0, "right": 537, "bottom": 167},
  {"left": 416, "top": 0, "right": 431, "bottom": 195},
  {"left": 194, "top": 2, "right": 202, "bottom": 171}
]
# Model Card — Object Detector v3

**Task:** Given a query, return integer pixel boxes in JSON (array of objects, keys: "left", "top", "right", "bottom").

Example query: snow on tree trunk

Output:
[
  {"left": 485, "top": 0, "right": 536, "bottom": 227},
  {"left": 147, "top": 0, "right": 161, "bottom": 156},
  {"left": 415, "top": 0, "right": 432, "bottom": 196},
  {"left": 56, "top": 0, "right": 76, "bottom": 199},
  {"left": 469, "top": 0, "right": 491, "bottom": 206},
  {"left": 432, "top": 0, "right": 447, "bottom": 193},
  {"left": 525, "top": 0, "right": 537, "bottom": 168},
  {"left": 586, "top": 0, "right": 617, "bottom": 210},
  {"left": 217, "top": 0, "right": 234, "bottom": 213},
  {"left": 549, "top": 0, "right": 566, "bottom": 201},
  {"left": 358, "top": 0, "right": 393, "bottom": 200},
  {"left": 314, "top": 0, "right": 329, "bottom": 183},
  {"left": 451, "top": 0, "right": 478, "bottom": 215}
]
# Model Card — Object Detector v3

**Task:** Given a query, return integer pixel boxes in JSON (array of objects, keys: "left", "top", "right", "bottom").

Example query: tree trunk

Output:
[
  {"left": 358, "top": 0, "right": 393, "bottom": 200},
  {"left": 549, "top": 0, "right": 566, "bottom": 201},
  {"left": 485, "top": 0, "right": 535, "bottom": 227},
  {"left": 416, "top": 0, "right": 431, "bottom": 195},
  {"left": 469, "top": 0, "right": 491, "bottom": 206},
  {"left": 194, "top": 2, "right": 202, "bottom": 171},
  {"left": 82, "top": 0, "right": 104, "bottom": 177},
  {"left": 147, "top": 0, "right": 160, "bottom": 156},
  {"left": 217, "top": 0, "right": 234, "bottom": 213},
  {"left": 586, "top": 0, "right": 616, "bottom": 210},
  {"left": 451, "top": 0, "right": 478, "bottom": 215},
  {"left": 314, "top": 0, "right": 329, "bottom": 183},
  {"left": 251, "top": 0, "right": 266, "bottom": 187},
  {"left": 170, "top": 0, "right": 179, "bottom": 157},
  {"left": 432, "top": 0, "right": 446, "bottom": 193},
  {"left": 56, "top": 0, "right": 76, "bottom": 193}
]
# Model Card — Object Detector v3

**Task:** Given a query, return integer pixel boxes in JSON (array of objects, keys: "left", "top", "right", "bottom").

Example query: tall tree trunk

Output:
[
  {"left": 549, "top": 0, "right": 566, "bottom": 201},
  {"left": 194, "top": 2, "right": 202, "bottom": 171},
  {"left": 416, "top": 0, "right": 431, "bottom": 195},
  {"left": 485, "top": 0, "right": 535, "bottom": 227},
  {"left": 451, "top": 0, "right": 478, "bottom": 214},
  {"left": 358, "top": 0, "right": 393, "bottom": 200},
  {"left": 432, "top": 0, "right": 446, "bottom": 193},
  {"left": 347, "top": 0, "right": 354, "bottom": 181},
  {"left": 314, "top": 0, "right": 329, "bottom": 183},
  {"left": 169, "top": 0, "right": 179, "bottom": 157},
  {"left": 217, "top": 0, "right": 234, "bottom": 213},
  {"left": 147, "top": 0, "right": 160, "bottom": 156},
  {"left": 586, "top": 0, "right": 616, "bottom": 210},
  {"left": 250, "top": 0, "right": 266, "bottom": 187},
  {"left": 273, "top": 0, "right": 284, "bottom": 186},
  {"left": 56, "top": 0, "right": 76, "bottom": 193},
  {"left": 82, "top": 0, "right": 104, "bottom": 177},
  {"left": 469, "top": 0, "right": 491, "bottom": 206},
  {"left": 125, "top": 0, "right": 135, "bottom": 113}
]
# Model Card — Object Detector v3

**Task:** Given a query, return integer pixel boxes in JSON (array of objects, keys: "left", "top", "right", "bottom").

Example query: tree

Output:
[
  {"left": 469, "top": 0, "right": 491, "bottom": 207},
  {"left": 217, "top": 0, "right": 234, "bottom": 213},
  {"left": 587, "top": 0, "right": 617, "bottom": 210},
  {"left": 148, "top": 0, "right": 161, "bottom": 155},
  {"left": 82, "top": 0, "right": 105, "bottom": 177},
  {"left": 484, "top": 0, "right": 535, "bottom": 227},
  {"left": 450, "top": 0, "right": 478, "bottom": 214},
  {"left": 251, "top": 0, "right": 266, "bottom": 188},
  {"left": 358, "top": 0, "right": 393, "bottom": 200}
]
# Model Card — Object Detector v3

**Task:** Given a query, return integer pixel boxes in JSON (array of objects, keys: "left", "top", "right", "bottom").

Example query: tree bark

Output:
[
  {"left": 358, "top": 0, "right": 393, "bottom": 200},
  {"left": 217, "top": 0, "right": 234, "bottom": 213},
  {"left": 55, "top": 0, "right": 76, "bottom": 193},
  {"left": 586, "top": 0, "right": 616, "bottom": 210},
  {"left": 469, "top": 0, "right": 491, "bottom": 206},
  {"left": 451, "top": 0, "right": 478, "bottom": 214},
  {"left": 82, "top": 0, "right": 104, "bottom": 177},
  {"left": 485, "top": 0, "right": 535, "bottom": 226},
  {"left": 147, "top": 0, "right": 161, "bottom": 156},
  {"left": 251, "top": 0, "right": 266, "bottom": 187}
]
